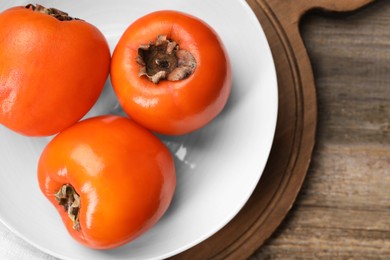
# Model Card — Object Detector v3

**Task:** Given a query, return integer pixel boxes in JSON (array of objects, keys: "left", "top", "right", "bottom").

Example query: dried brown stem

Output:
[
  {"left": 137, "top": 35, "right": 197, "bottom": 84},
  {"left": 25, "top": 4, "right": 80, "bottom": 21},
  {"left": 55, "top": 184, "right": 80, "bottom": 231}
]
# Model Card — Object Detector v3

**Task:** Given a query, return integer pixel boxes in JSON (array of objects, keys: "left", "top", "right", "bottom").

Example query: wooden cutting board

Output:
[{"left": 171, "top": 0, "right": 375, "bottom": 259}]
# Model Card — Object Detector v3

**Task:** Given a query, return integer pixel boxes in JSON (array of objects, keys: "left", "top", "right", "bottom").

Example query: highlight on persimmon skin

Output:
[
  {"left": 111, "top": 10, "right": 232, "bottom": 135},
  {"left": 38, "top": 115, "right": 176, "bottom": 249},
  {"left": 0, "top": 4, "right": 111, "bottom": 136}
]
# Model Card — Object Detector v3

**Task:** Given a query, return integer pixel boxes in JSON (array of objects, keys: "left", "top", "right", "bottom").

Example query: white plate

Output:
[{"left": 0, "top": 0, "right": 278, "bottom": 259}]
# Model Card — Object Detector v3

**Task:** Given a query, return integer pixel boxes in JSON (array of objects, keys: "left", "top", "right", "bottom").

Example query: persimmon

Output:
[
  {"left": 38, "top": 115, "right": 176, "bottom": 249},
  {"left": 0, "top": 4, "right": 110, "bottom": 136},
  {"left": 111, "top": 10, "right": 231, "bottom": 135}
]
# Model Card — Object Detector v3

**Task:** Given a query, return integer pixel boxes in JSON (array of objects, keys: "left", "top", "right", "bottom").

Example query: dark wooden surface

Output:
[{"left": 251, "top": 0, "right": 390, "bottom": 258}]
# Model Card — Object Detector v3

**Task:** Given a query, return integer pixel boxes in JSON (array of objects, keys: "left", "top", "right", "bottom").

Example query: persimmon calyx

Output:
[
  {"left": 55, "top": 184, "right": 80, "bottom": 231},
  {"left": 137, "top": 35, "right": 197, "bottom": 84},
  {"left": 25, "top": 4, "right": 79, "bottom": 21}
]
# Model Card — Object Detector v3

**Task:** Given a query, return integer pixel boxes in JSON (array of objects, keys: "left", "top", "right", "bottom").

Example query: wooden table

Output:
[{"left": 250, "top": 1, "right": 390, "bottom": 258}]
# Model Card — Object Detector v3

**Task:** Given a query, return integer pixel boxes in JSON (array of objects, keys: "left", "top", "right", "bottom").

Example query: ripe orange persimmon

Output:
[
  {"left": 111, "top": 10, "right": 231, "bottom": 135},
  {"left": 38, "top": 115, "right": 176, "bottom": 249},
  {"left": 0, "top": 4, "right": 110, "bottom": 136}
]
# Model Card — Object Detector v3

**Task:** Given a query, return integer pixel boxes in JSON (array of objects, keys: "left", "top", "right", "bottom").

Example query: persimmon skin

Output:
[
  {"left": 0, "top": 6, "right": 110, "bottom": 136},
  {"left": 111, "top": 10, "right": 232, "bottom": 135},
  {"left": 38, "top": 115, "right": 176, "bottom": 249}
]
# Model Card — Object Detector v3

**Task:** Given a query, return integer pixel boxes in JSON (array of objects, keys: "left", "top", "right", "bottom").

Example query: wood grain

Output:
[{"left": 252, "top": 0, "right": 390, "bottom": 258}]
